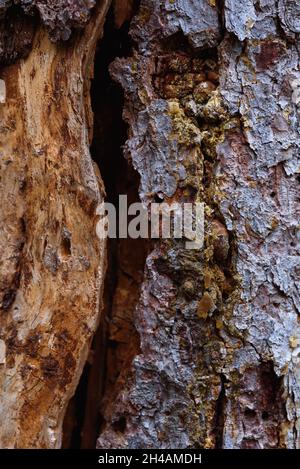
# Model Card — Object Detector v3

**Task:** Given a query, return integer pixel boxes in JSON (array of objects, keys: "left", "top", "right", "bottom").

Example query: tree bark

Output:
[
  {"left": 0, "top": 0, "right": 299, "bottom": 449},
  {"left": 0, "top": 0, "right": 109, "bottom": 448}
]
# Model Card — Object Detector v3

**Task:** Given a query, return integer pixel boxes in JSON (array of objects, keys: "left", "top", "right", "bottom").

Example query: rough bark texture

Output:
[
  {"left": 96, "top": 0, "right": 300, "bottom": 449},
  {"left": 0, "top": 0, "right": 299, "bottom": 449}
]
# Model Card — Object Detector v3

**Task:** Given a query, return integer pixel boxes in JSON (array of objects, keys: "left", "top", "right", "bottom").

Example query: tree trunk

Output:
[
  {"left": 0, "top": 0, "right": 109, "bottom": 448},
  {"left": 0, "top": 0, "right": 299, "bottom": 449}
]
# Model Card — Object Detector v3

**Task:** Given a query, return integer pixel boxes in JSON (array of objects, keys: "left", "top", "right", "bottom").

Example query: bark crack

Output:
[{"left": 62, "top": 3, "right": 149, "bottom": 448}]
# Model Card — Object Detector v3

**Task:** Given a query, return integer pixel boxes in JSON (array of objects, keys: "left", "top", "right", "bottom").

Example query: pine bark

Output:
[{"left": 0, "top": 0, "right": 300, "bottom": 449}]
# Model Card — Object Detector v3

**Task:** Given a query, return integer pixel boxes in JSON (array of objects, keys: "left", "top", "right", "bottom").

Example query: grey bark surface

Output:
[{"left": 97, "top": 0, "right": 300, "bottom": 449}]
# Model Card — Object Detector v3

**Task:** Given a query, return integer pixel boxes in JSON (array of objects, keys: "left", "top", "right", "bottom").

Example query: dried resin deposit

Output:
[{"left": 0, "top": 0, "right": 299, "bottom": 450}]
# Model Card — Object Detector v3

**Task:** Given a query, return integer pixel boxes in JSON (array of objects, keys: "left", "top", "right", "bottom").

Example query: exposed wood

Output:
[
  {"left": 0, "top": 0, "right": 110, "bottom": 448},
  {"left": 0, "top": 0, "right": 299, "bottom": 450}
]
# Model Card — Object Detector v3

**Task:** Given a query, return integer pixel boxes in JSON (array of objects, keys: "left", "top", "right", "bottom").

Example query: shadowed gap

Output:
[{"left": 62, "top": 2, "right": 147, "bottom": 449}]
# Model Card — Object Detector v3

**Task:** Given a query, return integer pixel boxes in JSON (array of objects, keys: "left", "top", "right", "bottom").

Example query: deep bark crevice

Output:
[
  {"left": 238, "top": 362, "right": 286, "bottom": 449},
  {"left": 62, "top": 3, "right": 148, "bottom": 449},
  {"left": 0, "top": 4, "right": 37, "bottom": 65},
  {"left": 0, "top": 0, "right": 297, "bottom": 450},
  {"left": 214, "top": 374, "right": 226, "bottom": 449}
]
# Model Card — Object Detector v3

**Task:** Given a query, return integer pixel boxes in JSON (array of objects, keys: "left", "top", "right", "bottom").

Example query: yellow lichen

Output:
[
  {"left": 289, "top": 336, "right": 299, "bottom": 349},
  {"left": 246, "top": 18, "right": 255, "bottom": 30},
  {"left": 168, "top": 99, "right": 202, "bottom": 145}
]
